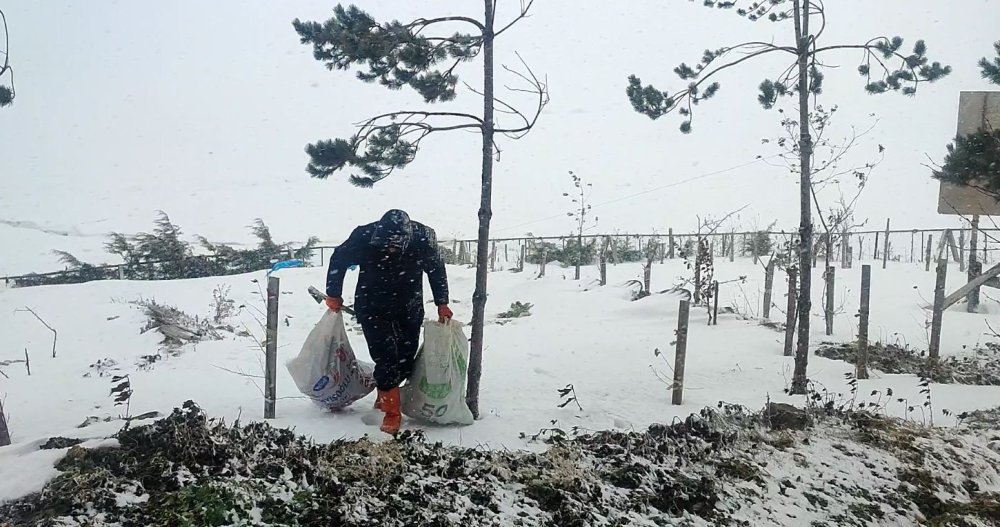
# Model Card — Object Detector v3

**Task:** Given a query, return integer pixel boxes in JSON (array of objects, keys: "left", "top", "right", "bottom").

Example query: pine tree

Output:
[
  {"left": 932, "top": 130, "right": 1000, "bottom": 197},
  {"left": 980, "top": 41, "right": 1000, "bottom": 85},
  {"left": 0, "top": 9, "right": 14, "bottom": 108},
  {"left": 293, "top": 2, "right": 547, "bottom": 418},
  {"left": 626, "top": 0, "right": 949, "bottom": 394}
]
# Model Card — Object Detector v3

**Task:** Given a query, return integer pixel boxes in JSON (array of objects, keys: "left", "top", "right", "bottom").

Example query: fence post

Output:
[
  {"left": 856, "top": 264, "right": 872, "bottom": 380},
  {"left": 672, "top": 299, "right": 690, "bottom": 405},
  {"left": 959, "top": 229, "right": 966, "bottom": 272},
  {"left": 910, "top": 230, "right": 915, "bottom": 264},
  {"left": 668, "top": 228, "right": 675, "bottom": 259},
  {"left": 519, "top": 243, "right": 527, "bottom": 273},
  {"left": 874, "top": 231, "right": 880, "bottom": 262},
  {"left": 925, "top": 235, "right": 933, "bottom": 272},
  {"left": 539, "top": 246, "right": 547, "bottom": 278},
  {"left": 264, "top": 276, "right": 279, "bottom": 419},
  {"left": 784, "top": 267, "right": 798, "bottom": 357},
  {"left": 711, "top": 281, "right": 720, "bottom": 326},
  {"left": 693, "top": 239, "right": 703, "bottom": 304},
  {"left": 0, "top": 398, "right": 9, "bottom": 446},
  {"left": 929, "top": 259, "right": 948, "bottom": 362},
  {"left": 785, "top": 267, "right": 799, "bottom": 357},
  {"left": 969, "top": 216, "right": 982, "bottom": 312},
  {"left": 825, "top": 265, "right": 835, "bottom": 336},
  {"left": 882, "top": 218, "right": 890, "bottom": 269},
  {"left": 841, "top": 228, "right": 850, "bottom": 269},
  {"left": 762, "top": 260, "right": 776, "bottom": 320}
]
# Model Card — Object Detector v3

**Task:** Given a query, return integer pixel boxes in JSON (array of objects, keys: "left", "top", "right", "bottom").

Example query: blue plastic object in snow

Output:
[{"left": 267, "top": 259, "right": 306, "bottom": 276}]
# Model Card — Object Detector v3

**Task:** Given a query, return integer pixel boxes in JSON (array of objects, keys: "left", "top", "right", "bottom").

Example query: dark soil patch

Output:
[
  {"left": 816, "top": 341, "right": 1000, "bottom": 385},
  {"left": 38, "top": 437, "right": 84, "bottom": 450}
]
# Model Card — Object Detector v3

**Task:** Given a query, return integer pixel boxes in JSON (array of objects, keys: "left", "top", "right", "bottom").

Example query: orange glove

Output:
[
  {"left": 325, "top": 296, "right": 344, "bottom": 312},
  {"left": 437, "top": 304, "right": 453, "bottom": 323}
]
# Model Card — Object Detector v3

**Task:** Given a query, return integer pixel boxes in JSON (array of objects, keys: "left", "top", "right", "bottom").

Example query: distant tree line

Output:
[{"left": 11, "top": 213, "right": 318, "bottom": 287}]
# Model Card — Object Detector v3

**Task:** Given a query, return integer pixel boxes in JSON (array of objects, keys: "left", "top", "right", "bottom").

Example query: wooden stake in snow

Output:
[
  {"left": 783, "top": 267, "right": 797, "bottom": 357},
  {"left": 538, "top": 245, "right": 547, "bottom": 278},
  {"left": 882, "top": 218, "right": 890, "bottom": 269},
  {"left": 857, "top": 265, "right": 871, "bottom": 380},
  {"left": 599, "top": 237, "right": 610, "bottom": 286},
  {"left": 959, "top": 229, "right": 966, "bottom": 272},
  {"left": 824, "top": 266, "right": 835, "bottom": 336},
  {"left": 672, "top": 299, "right": 690, "bottom": 405},
  {"left": 925, "top": 235, "right": 933, "bottom": 272},
  {"left": 841, "top": 227, "right": 850, "bottom": 269},
  {"left": 711, "top": 281, "right": 720, "bottom": 326},
  {"left": 969, "top": 216, "right": 982, "bottom": 312},
  {"left": 910, "top": 230, "right": 915, "bottom": 264},
  {"left": 668, "top": 228, "right": 675, "bottom": 259},
  {"left": 929, "top": 260, "right": 947, "bottom": 361},
  {"left": 264, "top": 276, "right": 279, "bottom": 419},
  {"left": 762, "top": 260, "right": 776, "bottom": 320},
  {"left": 0, "top": 398, "right": 10, "bottom": 446}
]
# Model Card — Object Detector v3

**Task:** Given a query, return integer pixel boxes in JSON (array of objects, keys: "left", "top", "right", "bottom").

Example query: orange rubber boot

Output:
[
  {"left": 379, "top": 387, "right": 402, "bottom": 435},
  {"left": 373, "top": 392, "right": 384, "bottom": 411}
]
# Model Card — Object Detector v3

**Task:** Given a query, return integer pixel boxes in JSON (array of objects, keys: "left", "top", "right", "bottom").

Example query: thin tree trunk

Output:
[
  {"left": 791, "top": 0, "right": 813, "bottom": 395},
  {"left": 0, "top": 398, "right": 9, "bottom": 446},
  {"left": 466, "top": 0, "right": 494, "bottom": 420}
]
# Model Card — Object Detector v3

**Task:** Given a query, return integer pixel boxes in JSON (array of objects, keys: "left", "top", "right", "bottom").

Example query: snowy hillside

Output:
[{"left": 3, "top": 258, "right": 1000, "bottom": 509}]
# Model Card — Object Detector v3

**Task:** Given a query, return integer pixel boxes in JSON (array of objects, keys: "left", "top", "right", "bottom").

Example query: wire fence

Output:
[{"left": 3, "top": 227, "right": 993, "bottom": 288}]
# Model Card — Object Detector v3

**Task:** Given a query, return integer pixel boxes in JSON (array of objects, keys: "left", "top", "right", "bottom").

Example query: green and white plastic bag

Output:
[{"left": 401, "top": 320, "right": 474, "bottom": 425}]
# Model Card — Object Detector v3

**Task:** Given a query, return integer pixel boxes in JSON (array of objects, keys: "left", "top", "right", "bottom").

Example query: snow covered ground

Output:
[{"left": 2, "top": 256, "right": 1000, "bottom": 504}]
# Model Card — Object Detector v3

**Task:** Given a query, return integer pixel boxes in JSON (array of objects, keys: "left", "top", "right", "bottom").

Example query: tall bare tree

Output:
[
  {"left": 565, "top": 170, "right": 596, "bottom": 280},
  {"left": 627, "top": 0, "right": 949, "bottom": 393},
  {"left": 293, "top": 1, "right": 547, "bottom": 418},
  {"left": 0, "top": 8, "right": 14, "bottom": 108}
]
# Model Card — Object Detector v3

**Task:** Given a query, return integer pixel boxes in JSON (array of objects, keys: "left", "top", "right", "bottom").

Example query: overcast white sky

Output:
[{"left": 1, "top": 0, "right": 998, "bottom": 256}]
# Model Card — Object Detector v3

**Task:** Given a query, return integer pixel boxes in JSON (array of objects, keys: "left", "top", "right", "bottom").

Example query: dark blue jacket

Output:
[{"left": 325, "top": 221, "right": 448, "bottom": 318}]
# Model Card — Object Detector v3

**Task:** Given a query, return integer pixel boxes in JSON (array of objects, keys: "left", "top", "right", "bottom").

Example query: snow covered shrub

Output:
[
  {"left": 497, "top": 301, "right": 532, "bottom": 319},
  {"left": 559, "top": 238, "right": 596, "bottom": 266},
  {"left": 742, "top": 229, "right": 774, "bottom": 259},
  {"left": 526, "top": 240, "right": 560, "bottom": 264},
  {"left": 210, "top": 285, "right": 236, "bottom": 325}
]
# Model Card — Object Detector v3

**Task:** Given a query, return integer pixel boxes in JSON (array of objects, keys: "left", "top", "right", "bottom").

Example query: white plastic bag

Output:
[
  {"left": 286, "top": 311, "right": 376, "bottom": 410},
  {"left": 401, "top": 320, "right": 475, "bottom": 425}
]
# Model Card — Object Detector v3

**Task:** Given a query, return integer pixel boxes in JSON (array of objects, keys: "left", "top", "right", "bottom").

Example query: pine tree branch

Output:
[
  {"left": 494, "top": 0, "right": 536, "bottom": 38},
  {"left": 493, "top": 52, "right": 549, "bottom": 138},
  {"left": 355, "top": 110, "right": 484, "bottom": 127},
  {"left": 408, "top": 15, "right": 486, "bottom": 33},
  {"left": 0, "top": 9, "right": 8, "bottom": 75}
]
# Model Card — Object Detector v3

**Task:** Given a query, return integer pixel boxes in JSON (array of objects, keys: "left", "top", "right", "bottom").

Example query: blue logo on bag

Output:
[{"left": 313, "top": 375, "right": 330, "bottom": 391}]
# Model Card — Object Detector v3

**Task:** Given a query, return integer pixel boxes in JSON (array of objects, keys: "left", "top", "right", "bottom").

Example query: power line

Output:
[{"left": 493, "top": 154, "right": 782, "bottom": 234}]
